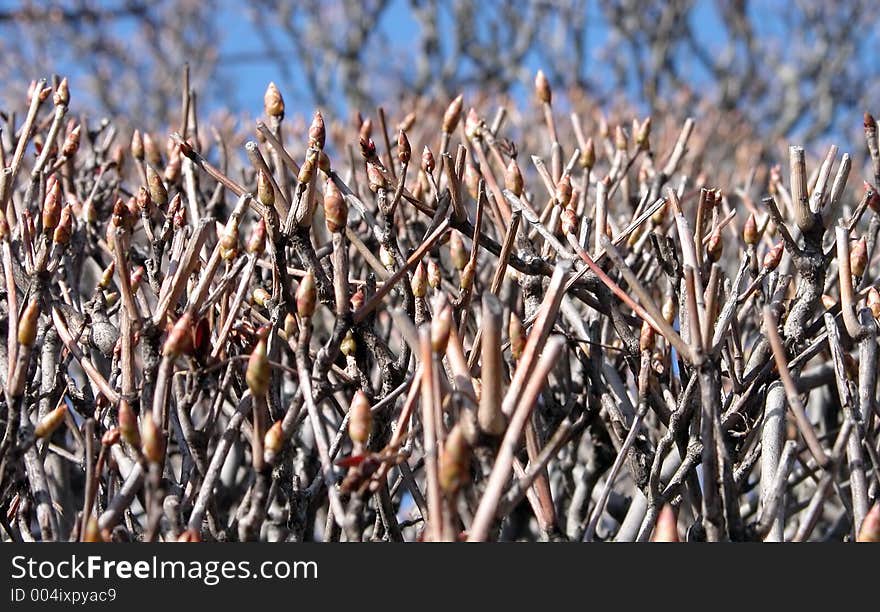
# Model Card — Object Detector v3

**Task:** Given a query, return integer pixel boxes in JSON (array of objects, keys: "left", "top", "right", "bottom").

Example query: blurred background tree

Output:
[{"left": 1, "top": 0, "right": 878, "bottom": 140}]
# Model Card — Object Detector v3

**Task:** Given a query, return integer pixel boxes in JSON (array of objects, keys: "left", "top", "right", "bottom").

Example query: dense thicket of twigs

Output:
[{"left": 1, "top": 72, "right": 879, "bottom": 543}]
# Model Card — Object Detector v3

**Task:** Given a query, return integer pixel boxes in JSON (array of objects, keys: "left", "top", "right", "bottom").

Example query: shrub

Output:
[{"left": 0, "top": 73, "right": 878, "bottom": 542}]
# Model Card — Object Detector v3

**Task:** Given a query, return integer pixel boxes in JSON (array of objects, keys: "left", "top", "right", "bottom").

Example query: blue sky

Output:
[
  {"left": 213, "top": 0, "right": 422, "bottom": 115},
  {"left": 206, "top": 1, "right": 791, "bottom": 119}
]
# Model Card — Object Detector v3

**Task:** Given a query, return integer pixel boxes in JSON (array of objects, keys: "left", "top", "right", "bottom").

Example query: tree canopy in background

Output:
[{"left": 2, "top": 0, "right": 878, "bottom": 140}]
